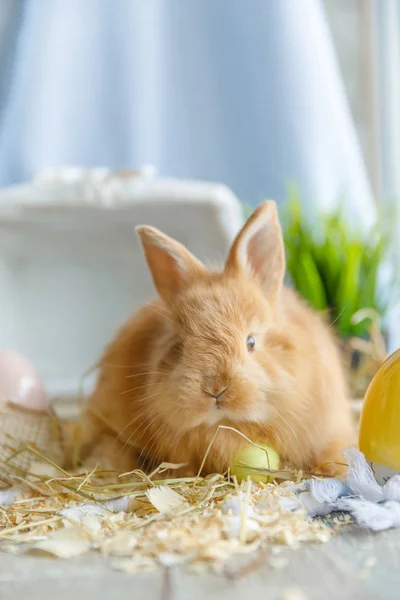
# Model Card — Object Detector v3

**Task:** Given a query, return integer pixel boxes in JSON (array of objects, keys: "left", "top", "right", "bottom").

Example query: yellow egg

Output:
[
  {"left": 230, "top": 443, "right": 280, "bottom": 483},
  {"left": 359, "top": 348, "right": 400, "bottom": 484}
]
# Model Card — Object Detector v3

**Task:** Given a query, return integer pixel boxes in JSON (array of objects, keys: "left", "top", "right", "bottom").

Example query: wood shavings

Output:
[
  {"left": 0, "top": 474, "right": 340, "bottom": 571},
  {"left": 26, "top": 527, "right": 90, "bottom": 558},
  {"left": 158, "top": 552, "right": 190, "bottom": 567},
  {"left": 100, "top": 530, "right": 137, "bottom": 556},
  {"left": 0, "top": 438, "right": 347, "bottom": 573},
  {"left": 145, "top": 485, "right": 187, "bottom": 513}
]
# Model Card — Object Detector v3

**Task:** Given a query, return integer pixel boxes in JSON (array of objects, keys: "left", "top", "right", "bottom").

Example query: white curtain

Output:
[{"left": 0, "top": 0, "right": 374, "bottom": 224}]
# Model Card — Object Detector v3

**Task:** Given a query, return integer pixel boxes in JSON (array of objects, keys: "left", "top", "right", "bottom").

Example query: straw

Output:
[{"left": 0, "top": 421, "right": 344, "bottom": 573}]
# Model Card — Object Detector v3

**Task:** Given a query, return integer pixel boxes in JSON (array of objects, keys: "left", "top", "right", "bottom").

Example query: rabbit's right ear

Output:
[
  {"left": 225, "top": 201, "right": 285, "bottom": 302},
  {"left": 136, "top": 226, "right": 207, "bottom": 304}
]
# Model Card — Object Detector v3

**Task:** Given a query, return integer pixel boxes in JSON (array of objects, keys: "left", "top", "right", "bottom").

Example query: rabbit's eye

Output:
[{"left": 246, "top": 336, "right": 255, "bottom": 351}]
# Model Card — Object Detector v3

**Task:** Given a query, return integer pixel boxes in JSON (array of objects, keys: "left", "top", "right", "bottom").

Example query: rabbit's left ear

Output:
[{"left": 225, "top": 201, "right": 285, "bottom": 301}]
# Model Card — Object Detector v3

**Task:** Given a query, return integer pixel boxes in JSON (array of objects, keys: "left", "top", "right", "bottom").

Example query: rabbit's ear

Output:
[
  {"left": 136, "top": 226, "right": 207, "bottom": 304},
  {"left": 225, "top": 201, "right": 285, "bottom": 301}
]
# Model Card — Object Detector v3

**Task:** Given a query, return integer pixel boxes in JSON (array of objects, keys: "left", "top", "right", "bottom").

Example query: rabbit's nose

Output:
[{"left": 203, "top": 386, "right": 229, "bottom": 405}]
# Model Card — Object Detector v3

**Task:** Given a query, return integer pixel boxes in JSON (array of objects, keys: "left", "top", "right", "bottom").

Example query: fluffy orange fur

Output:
[{"left": 75, "top": 201, "right": 355, "bottom": 477}]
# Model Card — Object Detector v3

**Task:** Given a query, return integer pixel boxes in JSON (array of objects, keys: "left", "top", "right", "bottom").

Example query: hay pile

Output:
[{"left": 0, "top": 444, "right": 350, "bottom": 573}]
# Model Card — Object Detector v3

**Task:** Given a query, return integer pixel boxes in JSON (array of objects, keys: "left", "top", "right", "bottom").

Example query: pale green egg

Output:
[{"left": 230, "top": 443, "right": 280, "bottom": 483}]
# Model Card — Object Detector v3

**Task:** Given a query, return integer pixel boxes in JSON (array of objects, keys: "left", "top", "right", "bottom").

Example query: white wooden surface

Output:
[{"left": 1, "top": 526, "right": 399, "bottom": 600}]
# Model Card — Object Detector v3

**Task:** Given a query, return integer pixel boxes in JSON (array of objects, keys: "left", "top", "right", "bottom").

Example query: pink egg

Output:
[{"left": 0, "top": 350, "right": 49, "bottom": 411}]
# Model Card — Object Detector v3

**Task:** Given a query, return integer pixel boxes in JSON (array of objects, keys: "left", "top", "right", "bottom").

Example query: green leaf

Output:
[{"left": 294, "top": 251, "right": 328, "bottom": 310}]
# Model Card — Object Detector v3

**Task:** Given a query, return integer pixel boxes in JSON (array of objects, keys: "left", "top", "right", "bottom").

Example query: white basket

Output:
[{"left": 0, "top": 168, "right": 244, "bottom": 400}]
